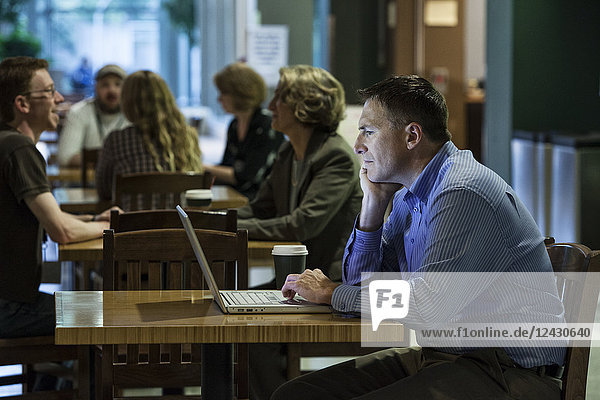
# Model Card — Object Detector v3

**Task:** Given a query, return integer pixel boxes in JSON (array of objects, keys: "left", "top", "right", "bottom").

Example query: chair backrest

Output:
[
  {"left": 545, "top": 241, "right": 600, "bottom": 400},
  {"left": 103, "top": 227, "right": 248, "bottom": 291},
  {"left": 113, "top": 171, "right": 213, "bottom": 211},
  {"left": 81, "top": 147, "right": 101, "bottom": 188},
  {"left": 110, "top": 208, "right": 237, "bottom": 233},
  {"left": 100, "top": 228, "right": 248, "bottom": 398}
]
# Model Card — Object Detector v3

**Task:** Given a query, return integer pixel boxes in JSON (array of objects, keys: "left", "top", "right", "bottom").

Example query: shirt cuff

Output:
[
  {"left": 331, "top": 284, "right": 361, "bottom": 313},
  {"left": 352, "top": 226, "right": 383, "bottom": 252}
]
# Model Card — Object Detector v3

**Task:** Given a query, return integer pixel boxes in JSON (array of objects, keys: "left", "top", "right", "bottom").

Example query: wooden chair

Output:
[
  {"left": 97, "top": 228, "right": 248, "bottom": 399},
  {"left": 0, "top": 336, "right": 89, "bottom": 399},
  {"left": 81, "top": 209, "right": 238, "bottom": 291},
  {"left": 109, "top": 209, "right": 237, "bottom": 233},
  {"left": 545, "top": 240, "right": 600, "bottom": 400},
  {"left": 113, "top": 172, "right": 213, "bottom": 211},
  {"left": 81, "top": 148, "right": 101, "bottom": 188}
]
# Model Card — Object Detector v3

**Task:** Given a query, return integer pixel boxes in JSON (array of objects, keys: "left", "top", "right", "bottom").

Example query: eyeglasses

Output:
[{"left": 22, "top": 87, "right": 56, "bottom": 99}]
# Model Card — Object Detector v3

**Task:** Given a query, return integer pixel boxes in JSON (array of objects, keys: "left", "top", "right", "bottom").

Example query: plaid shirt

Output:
[{"left": 95, "top": 126, "right": 200, "bottom": 210}]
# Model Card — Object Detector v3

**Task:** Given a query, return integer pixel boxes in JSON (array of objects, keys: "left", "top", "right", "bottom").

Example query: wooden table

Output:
[
  {"left": 59, "top": 238, "right": 300, "bottom": 264},
  {"left": 54, "top": 185, "right": 248, "bottom": 214},
  {"left": 53, "top": 188, "right": 112, "bottom": 214},
  {"left": 58, "top": 238, "right": 301, "bottom": 290},
  {"left": 55, "top": 290, "right": 403, "bottom": 399},
  {"left": 47, "top": 165, "right": 94, "bottom": 185}
]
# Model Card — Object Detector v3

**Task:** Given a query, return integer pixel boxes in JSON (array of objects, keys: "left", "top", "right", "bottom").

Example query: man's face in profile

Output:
[{"left": 95, "top": 74, "right": 123, "bottom": 113}]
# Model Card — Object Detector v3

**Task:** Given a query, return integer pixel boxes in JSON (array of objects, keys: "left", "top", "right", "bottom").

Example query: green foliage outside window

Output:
[
  {"left": 162, "top": 0, "right": 196, "bottom": 45},
  {"left": 0, "top": 0, "right": 42, "bottom": 59}
]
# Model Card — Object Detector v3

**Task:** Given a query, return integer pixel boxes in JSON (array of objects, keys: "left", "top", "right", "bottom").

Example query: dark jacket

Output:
[{"left": 238, "top": 131, "right": 362, "bottom": 280}]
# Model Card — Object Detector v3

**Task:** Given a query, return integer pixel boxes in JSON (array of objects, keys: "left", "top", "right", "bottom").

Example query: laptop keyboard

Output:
[{"left": 223, "top": 291, "right": 282, "bottom": 305}]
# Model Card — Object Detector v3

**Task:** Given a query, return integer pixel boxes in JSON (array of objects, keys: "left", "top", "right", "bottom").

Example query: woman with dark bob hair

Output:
[
  {"left": 204, "top": 62, "right": 284, "bottom": 200},
  {"left": 95, "top": 70, "right": 203, "bottom": 204}
]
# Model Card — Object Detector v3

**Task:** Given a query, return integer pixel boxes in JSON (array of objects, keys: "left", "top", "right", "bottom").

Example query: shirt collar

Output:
[
  {"left": 0, "top": 122, "right": 14, "bottom": 131},
  {"left": 405, "top": 141, "right": 457, "bottom": 203}
]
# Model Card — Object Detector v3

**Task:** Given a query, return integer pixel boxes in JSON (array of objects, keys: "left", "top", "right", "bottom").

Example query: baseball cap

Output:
[{"left": 95, "top": 64, "right": 127, "bottom": 81}]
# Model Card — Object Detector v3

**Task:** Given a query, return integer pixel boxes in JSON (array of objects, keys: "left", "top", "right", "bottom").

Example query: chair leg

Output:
[
  {"left": 78, "top": 346, "right": 91, "bottom": 400},
  {"left": 236, "top": 343, "right": 249, "bottom": 399},
  {"left": 286, "top": 344, "right": 302, "bottom": 380},
  {"left": 24, "top": 364, "right": 35, "bottom": 392},
  {"left": 96, "top": 344, "right": 115, "bottom": 400}
]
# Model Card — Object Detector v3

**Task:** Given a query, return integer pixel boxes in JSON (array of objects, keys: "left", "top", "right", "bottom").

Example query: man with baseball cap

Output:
[{"left": 57, "top": 63, "right": 130, "bottom": 166}]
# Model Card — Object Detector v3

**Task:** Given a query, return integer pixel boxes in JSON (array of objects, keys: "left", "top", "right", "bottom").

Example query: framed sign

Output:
[{"left": 247, "top": 25, "right": 289, "bottom": 87}]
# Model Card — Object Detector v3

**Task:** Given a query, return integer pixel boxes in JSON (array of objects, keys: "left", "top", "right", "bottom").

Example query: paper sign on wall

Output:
[
  {"left": 247, "top": 25, "right": 289, "bottom": 87},
  {"left": 424, "top": 0, "right": 458, "bottom": 27}
]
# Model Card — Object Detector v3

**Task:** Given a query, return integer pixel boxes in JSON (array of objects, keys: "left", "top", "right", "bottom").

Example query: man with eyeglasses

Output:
[
  {"left": 0, "top": 56, "right": 116, "bottom": 339},
  {"left": 57, "top": 63, "right": 129, "bottom": 167}
]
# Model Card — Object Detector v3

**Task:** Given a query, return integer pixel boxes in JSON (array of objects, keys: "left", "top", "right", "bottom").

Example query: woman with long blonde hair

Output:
[{"left": 96, "top": 70, "right": 202, "bottom": 200}]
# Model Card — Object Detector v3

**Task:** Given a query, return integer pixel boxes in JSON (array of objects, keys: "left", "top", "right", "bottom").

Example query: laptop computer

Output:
[{"left": 176, "top": 205, "right": 331, "bottom": 314}]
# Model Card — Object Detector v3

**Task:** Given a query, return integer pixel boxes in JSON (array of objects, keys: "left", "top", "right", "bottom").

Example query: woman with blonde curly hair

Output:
[
  {"left": 240, "top": 65, "right": 361, "bottom": 280},
  {"left": 205, "top": 62, "right": 284, "bottom": 199},
  {"left": 241, "top": 64, "right": 363, "bottom": 399},
  {"left": 95, "top": 70, "right": 203, "bottom": 201}
]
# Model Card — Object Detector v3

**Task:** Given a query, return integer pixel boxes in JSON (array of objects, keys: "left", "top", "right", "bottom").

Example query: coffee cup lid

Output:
[
  {"left": 185, "top": 189, "right": 212, "bottom": 200},
  {"left": 272, "top": 245, "right": 308, "bottom": 256}
]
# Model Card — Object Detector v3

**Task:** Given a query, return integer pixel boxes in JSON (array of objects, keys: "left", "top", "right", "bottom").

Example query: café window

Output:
[{"left": 21, "top": 0, "right": 205, "bottom": 107}]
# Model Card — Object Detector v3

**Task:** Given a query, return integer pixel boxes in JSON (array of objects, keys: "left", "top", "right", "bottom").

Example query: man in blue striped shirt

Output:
[{"left": 276, "top": 75, "right": 565, "bottom": 399}]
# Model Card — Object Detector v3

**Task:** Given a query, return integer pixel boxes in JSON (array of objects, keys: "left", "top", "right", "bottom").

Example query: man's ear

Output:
[
  {"left": 14, "top": 95, "right": 30, "bottom": 114},
  {"left": 405, "top": 122, "right": 424, "bottom": 150}
]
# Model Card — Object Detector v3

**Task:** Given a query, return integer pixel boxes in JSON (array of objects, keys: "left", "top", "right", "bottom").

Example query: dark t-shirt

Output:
[{"left": 0, "top": 124, "right": 50, "bottom": 303}]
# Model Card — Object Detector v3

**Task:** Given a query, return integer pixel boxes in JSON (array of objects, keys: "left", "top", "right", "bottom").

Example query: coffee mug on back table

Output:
[{"left": 272, "top": 245, "right": 308, "bottom": 289}]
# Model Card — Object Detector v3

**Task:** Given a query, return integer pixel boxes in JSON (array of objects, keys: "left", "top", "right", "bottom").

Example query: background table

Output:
[
  {"left": 59, "top": 239, "right": 300, "bottom": 264},
  {"left": 58, "top": 239, "right": 302, "bottom": 290},
  {"left": 47, "top": 165, "right": 94, "bottom": 186},
  {"left": 54, "top": 185, "right": 248, "bottom": 214}
]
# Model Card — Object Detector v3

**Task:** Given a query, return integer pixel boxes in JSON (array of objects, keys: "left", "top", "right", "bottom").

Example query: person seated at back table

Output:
[
  {"left": 57, "top": 64, "right": 130, "bottom": 167},
  {"left": 238, "top": 64, "right": 362, "bottom": 283},
  {"left": 0, "top": 56, "right": 115, "bottom": 340},
  {"left": 204, "top": 62, "right": 284, "bottom": 200},
  {"left": 95, "top": 70, "right": 203, "bottom": 208},
  {"left": 238, "top": 65, "right": 362, "bottom": 399},
  {"left": 275, "top": 75, "right": 566, "bottom": 400}
]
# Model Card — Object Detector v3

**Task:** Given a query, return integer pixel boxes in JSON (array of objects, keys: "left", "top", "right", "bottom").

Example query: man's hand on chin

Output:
[{"left": 281, "top": 268, "right": 340, "bottom": 305}]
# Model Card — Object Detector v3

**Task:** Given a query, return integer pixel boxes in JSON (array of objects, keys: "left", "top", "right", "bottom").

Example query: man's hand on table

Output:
[{"left": 282, "top": 269, "right": 340, "bottom": 305}]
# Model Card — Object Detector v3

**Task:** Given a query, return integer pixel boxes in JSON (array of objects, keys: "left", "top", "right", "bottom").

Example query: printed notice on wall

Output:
[
  {"left": 247, "top": 25, "right": 289, "bottom": 87},
  {"left": 424, "top": 0, "right": 458, "bottom": 27}
]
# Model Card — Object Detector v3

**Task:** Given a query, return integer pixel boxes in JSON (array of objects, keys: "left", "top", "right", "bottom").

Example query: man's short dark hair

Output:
[
  {"left": 357, "top": 75, "right": 451, "bottom": 143},
  {"left": 0, "top": 56, "right": 49, "bottom": 123}
]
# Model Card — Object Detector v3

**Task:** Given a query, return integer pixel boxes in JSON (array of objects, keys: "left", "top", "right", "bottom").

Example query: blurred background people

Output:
[
  {"left": 203, "top": 62, "right": 284, "bottom": 200},
  {"left": 95, "top": 70, "right": 203, "bottom": 203},
  {"left": 69, "top": 57, "right": 93, "bottom": 98},
  {"left": 57, "top": 64, "right": 130, "bottom": 166}
]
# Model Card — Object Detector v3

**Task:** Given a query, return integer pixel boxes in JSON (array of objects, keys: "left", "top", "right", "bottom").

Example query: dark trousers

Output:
[
  {"left": 271, "top": 347, "right": 562, "bottom": 400},
  {"left": 0, "top": 292, "right": 55, "bottom": 338}
]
